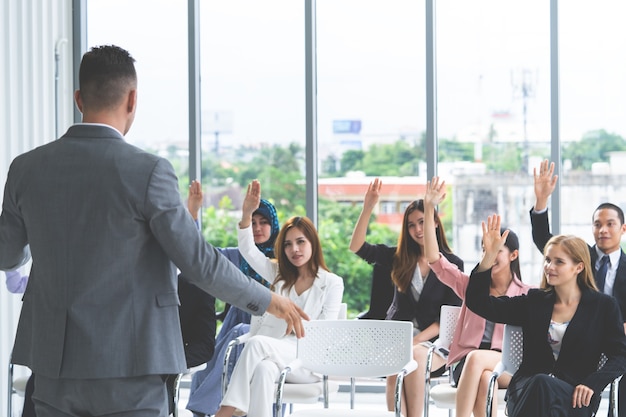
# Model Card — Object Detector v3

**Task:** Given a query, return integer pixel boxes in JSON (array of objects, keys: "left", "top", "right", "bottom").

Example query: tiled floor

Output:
[{"left": 175, "top": 375, "right": 616, "bottom": 417}]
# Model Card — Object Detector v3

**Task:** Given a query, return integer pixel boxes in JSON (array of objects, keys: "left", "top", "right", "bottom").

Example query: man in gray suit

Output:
[{"left": 0, "top": 45, "right": 308, "bottom": 417}]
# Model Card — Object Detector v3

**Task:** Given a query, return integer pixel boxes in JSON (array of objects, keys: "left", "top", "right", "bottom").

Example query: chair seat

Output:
[
  {"left": 280, "top": 380, "right": 340, "bottom": 403},
  {"left": 13, "top": 376, "right": 29, "bottom": 396},
  {"left": 430, "top": 383, "right": 506, "bottom": 409}
]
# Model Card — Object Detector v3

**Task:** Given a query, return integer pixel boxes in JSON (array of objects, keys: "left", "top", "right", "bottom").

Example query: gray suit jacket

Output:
[{"left": 0, "top": 124, "right": 271, "bottom": 379}]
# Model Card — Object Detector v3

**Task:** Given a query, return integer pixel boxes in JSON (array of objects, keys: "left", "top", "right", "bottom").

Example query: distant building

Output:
[
  {"left": 318, "top": 165, "right": 626, "bottom": 288},
  {"left": 318, "top": 174, "right": 427, "bottom": 232}
]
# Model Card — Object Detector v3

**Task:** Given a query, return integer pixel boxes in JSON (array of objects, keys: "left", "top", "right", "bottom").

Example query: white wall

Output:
[{"left": 1, "top": 0, "right": 74, "bottom": 413}]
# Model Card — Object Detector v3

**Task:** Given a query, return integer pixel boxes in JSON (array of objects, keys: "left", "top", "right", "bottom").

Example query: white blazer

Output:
[{"left": 237, "top": 225, "right": 344, "bottom": 339}]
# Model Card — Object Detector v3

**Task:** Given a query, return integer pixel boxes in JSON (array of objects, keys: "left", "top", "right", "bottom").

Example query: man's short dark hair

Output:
[
  {"left": 78, "top": 45, "right": 137, "bottom": 111},
  {"left": 594, "top": 202, "right": 625, "bottom": 225}
]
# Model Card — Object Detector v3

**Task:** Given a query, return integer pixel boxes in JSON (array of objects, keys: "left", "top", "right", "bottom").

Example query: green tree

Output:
[
  {"left": 339, "top": 149, "right": 365, "bottom": 175},
  {"left": 317, "top": 200, "right": 399, "bottom": 315},
  {"left": 482, "top": 142, "right": 523, "bottom": 172},
  {"left": 361, "top": 140, "right": 422, "bottom": 176},
  {"left": 321, "top": 154, "right": 339, "bottom": 176},
  {"left": 563, "top": 129, "right": 626, "bottom": 170},
  {"left": 201, "top": 196, "right": 239, "bottom": 248},
  {"left": 438, "top": 139, "right": 474, "bottom": 162}
]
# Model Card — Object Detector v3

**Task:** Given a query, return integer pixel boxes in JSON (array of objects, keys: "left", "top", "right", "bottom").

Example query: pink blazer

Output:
[{"left": 429, "top": 254, "right": 533, "bottom": 365}]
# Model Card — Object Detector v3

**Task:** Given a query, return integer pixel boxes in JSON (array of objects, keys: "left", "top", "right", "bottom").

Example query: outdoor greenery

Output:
[{"left": 160, "top": 128, "right": 626, "bottom": 316}]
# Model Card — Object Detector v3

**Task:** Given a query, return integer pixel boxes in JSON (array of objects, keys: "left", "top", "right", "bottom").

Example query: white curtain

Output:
[{"left": 1, "top": 0, "right": 74, "bottom": 414}]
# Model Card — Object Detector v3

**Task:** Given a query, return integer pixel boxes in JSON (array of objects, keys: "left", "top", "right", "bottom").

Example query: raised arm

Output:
[
  {"left": 476, "top": 214, "right": 509, "bottom": 272},
  {"left": 533, "top": 159, "right": 558, "bottom": 212},
  {"left": 239, "top": 180, "right": 261, "bottom": 230},
  {"left": 236, "top": 180, "right": 276, "bottom": 279},
  {"left": 530, "top": 159, "right": 558, "bottom": 252},
  {"left": 349, "top": 178, "right": 381, "bottom": 253},
  {"left": 424, "top": 177, "right": 446, "bottom": 263},
  {"left": 466, "top": 215, "right": 519, "bottom": 324},
  {"left": 187, "top": 179, "right": 203, "bottom": 221}
]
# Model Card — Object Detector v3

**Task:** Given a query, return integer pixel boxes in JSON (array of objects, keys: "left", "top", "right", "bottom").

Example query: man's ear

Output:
[
  {"left": 127, "top": 89, "right": 137, "bottom": 114},
  {"left": 74, "top": 90, "right": 83, "bottom": 113}
]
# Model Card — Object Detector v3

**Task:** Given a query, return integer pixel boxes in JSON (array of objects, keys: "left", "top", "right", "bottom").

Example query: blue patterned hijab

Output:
[{"left": 240, "top": 199, "right": 279, "bottom": 288}]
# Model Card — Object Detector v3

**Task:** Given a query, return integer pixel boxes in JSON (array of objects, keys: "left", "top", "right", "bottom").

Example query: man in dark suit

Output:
[
  {"left": 531, "top": 159, "right": 626, "bottom": 416},
  {"left": 167, "top": 277, "right": 217, "bottom": 415},
  {"left": 0, "top": 45, "right": 307, "bottom": 417}
]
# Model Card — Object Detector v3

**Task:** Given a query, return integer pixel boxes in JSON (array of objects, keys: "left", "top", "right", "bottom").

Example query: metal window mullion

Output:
[{"left": 305, "top": 0, "right": 318, "bottom": 227}]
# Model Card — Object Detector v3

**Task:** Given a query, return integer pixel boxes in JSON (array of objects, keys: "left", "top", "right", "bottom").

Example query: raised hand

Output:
[
  {"left": 187, "top": 179, "right": 203, "bottom": 220},
  {"left": 423, "top": 177, "right": 446, "bottom": 263},
  {"left": 349, "top": 178, "right": 382, "bottom": 252},
  {"left": 477, "top": 214, "right": 509, "bottom": 272},
  {"left": 533, "top": 159, "right": 558, "bottom": 211},
  {"left": 363, "top": 178, "right": 382, "bottom": 211},
  {"left": 240, "top": 180, "right": 261, "bottom": 228},
  {"left": 425, "top": 176, "right": 446, "bottom": 208}
]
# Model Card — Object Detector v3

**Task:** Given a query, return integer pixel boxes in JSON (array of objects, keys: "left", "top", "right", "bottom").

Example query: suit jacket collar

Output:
[{"left": 65, "top": 123, "right": 125, "bottom": 140}]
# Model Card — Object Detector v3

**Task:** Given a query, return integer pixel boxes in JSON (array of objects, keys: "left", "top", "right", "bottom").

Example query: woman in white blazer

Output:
[{"left": 214, "top": 180, "right": 344, "bottom": 417}]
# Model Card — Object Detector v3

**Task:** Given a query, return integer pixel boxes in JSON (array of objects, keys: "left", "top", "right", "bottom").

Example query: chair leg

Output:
[
  {"left": 8, "top": 362, "right": 14, "bottom": 417},
  {"left": 485, "top": 373, "right": 498, "bottom": 417},
  {"left": 173, "top": 373, "right": 183, "bottom": 417},
  {"left": 423, "top": 345, "right": 436, "bottom": 417},
  {"left": 350, "top": 377, "right": 356, "bottom": 409}
]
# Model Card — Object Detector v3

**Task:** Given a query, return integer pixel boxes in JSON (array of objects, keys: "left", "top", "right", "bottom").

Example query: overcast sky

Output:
[{"left": 87, "top": 0, "right": 626, "bottom": 151}]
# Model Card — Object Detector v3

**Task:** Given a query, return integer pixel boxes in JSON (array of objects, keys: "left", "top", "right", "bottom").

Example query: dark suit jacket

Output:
[
  {"left": 530, "top": 208, "right": 626, "bottom": 321},
  {"left": 467, "top": 266, "right": 626, "bottom": 397},
  {"left": 355, "top": 242, "right": 462, "bottom": 332},
  {"left": 360, "top": 262, "right": 394, "bottom": 319},
  {"left": 0, "top": 124, "right": 271, "bottom": 378},
  {"left": 178, "top": 277, "right": 216, "bottom": 368}
]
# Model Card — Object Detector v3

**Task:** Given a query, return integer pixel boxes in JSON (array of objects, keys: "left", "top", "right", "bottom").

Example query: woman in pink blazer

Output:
[{"left": 423, "top": 177, "right": 534, "bottom": 417}]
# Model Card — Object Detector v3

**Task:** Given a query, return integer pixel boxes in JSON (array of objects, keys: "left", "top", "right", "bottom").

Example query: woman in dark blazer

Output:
[
  {"left": 349, "top": 178, "right": 462, "bottom": 417},
  {"left": 467, "top": 215, "right": 626, "bottom": 417}
]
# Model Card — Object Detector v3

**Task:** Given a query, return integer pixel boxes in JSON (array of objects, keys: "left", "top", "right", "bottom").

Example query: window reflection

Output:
[
  {"left": 438, "top": 0, "right": 550, "bottom": 285},
  {"left": 560, "top": 0, "right": 626, "bottom": 244},
  {"left": 87, "top": 0, "right": 190, "bottom": 192}
]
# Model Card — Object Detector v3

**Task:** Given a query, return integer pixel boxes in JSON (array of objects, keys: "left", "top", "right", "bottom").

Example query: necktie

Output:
[{"left": 596, "top": 255, "right": 610, "bottom": 292}]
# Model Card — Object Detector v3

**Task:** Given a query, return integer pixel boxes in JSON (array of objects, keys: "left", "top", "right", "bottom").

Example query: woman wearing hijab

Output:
[{"left": 186, "top": 180, "right": 281, "bottom": 417}]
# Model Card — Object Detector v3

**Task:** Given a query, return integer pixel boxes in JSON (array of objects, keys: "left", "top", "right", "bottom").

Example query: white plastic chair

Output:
[
  {"left": 484, "top": 324, "right": 523, "bottom": 417},
  {"left": 423, "top": 305, "right": 461, "bottom": 417},
  {"left": 222, "top": 304, "right": 348, "bottom": 413},
  {"left": 275, "top": 319, "right": 416, "bottom": 417},
  {"left": 597, "top": 354, "right": 621, "bottom": 417},
  {"left": 486, "top": 326, "right": 621, "bottom": 416},
  {"left": 172, "top": 364, "right": 206, "bottom": 417},
  {"left": 7, "top": 357, "right": 30, "bottom": 417}
]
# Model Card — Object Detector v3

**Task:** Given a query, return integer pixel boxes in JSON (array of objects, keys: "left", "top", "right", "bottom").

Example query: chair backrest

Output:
[
  {"left": 435, "top": 305, "right": 461, "bottom": 349},
  {"left": 250, "top": 302, "right": 349, "bottom": 336},
  {"left": 501, "top": 325, "right": 524, "bottom": 375},
  {"left": 297, "top": 319, "right": 414, "bottom": 378}
]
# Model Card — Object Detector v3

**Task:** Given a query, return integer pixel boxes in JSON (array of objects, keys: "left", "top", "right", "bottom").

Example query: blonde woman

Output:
[{"left": 467, "top": 215, "right": 626, "bottom": 417}]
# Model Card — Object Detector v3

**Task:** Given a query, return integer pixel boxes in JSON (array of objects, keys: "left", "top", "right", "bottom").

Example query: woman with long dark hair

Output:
[
  {"left": 349, "top": 177, "right": 462, "bottom": 417},
  {"left": 424, "top": 177, "right": 533, "bottom": 416}
]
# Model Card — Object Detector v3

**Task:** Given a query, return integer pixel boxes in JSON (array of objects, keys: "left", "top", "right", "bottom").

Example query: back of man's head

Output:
[{"left": 78, "top": 45, "right": 137, "bottom": 112}]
